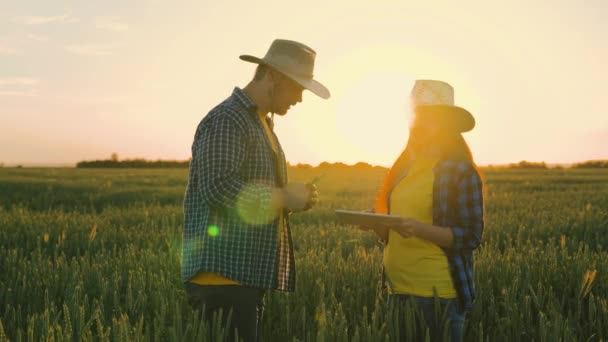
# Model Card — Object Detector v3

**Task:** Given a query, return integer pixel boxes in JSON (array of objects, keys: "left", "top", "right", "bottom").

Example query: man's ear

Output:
[{"left": 267, "top": 69, "right": 282, "bottom": 84}]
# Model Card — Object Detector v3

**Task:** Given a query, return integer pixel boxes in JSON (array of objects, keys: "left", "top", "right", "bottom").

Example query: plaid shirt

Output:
[
  {"left": 182, "top": 87, "right": 295, "bottom": 292},
  {"left": 378, "top": 159, "right": 484, "bottom": 311},
  {"left": 433, "top": 160, "right": 484, "bottom": 311}
]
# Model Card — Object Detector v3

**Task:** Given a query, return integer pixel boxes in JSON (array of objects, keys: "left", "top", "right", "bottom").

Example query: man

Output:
[{"left": 182, "top": 39, "right": 330, "bottom": 342}]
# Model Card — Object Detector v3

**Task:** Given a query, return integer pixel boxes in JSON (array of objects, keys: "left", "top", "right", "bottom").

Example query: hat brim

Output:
[
  {"left": 414, "top": 105, "right": 475, "bottom": 133},
  {"left": 240, "top": 55, "right": 330, "bottom": 99}
]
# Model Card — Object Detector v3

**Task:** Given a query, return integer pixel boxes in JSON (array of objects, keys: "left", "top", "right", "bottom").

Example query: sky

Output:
[{"left": 1, "top": 0, "right": 607, "bottom": 167}]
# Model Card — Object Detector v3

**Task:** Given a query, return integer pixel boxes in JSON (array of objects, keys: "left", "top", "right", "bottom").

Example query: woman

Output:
[{"left": 366, "top": 80, "right": 484, "bottom": 342}]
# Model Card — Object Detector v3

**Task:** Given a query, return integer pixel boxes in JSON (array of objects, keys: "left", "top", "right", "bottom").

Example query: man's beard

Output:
[{"left": 268, "top": 85, "right": 288, "bottom": 115}]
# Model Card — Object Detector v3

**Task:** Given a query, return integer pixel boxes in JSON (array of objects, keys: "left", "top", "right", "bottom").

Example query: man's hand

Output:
[{"left": 283, "top": 182, "right": 318, "bottom": 212}]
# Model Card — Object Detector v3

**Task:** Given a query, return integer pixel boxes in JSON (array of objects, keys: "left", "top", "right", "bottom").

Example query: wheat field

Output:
[{"left": 0, "top": 167, "right": 607, "bottom": 341}]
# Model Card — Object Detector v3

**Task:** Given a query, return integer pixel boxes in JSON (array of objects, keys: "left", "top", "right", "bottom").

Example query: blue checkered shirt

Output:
[
  {"left": 382, "top": 160, "right": 484, "bottom": 311},
  {"left": 182, "top": 87, "right": 295, "bottom": 291},
  {"left": 433, "top": 160, "right": 484, "bottom": 312}
]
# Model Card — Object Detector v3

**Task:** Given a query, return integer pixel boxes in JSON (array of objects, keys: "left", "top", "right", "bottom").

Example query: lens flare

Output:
[
  {"left": 207, "top": 225, "right": 219, "bottom": 237},
  {"left": 236, "top": 184, "right": 278, "bottom": 225}
]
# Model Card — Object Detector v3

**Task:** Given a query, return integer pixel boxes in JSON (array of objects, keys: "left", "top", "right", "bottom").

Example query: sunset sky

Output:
[{"left": 1, "top": 0, "right": 606, "bottom": 167}]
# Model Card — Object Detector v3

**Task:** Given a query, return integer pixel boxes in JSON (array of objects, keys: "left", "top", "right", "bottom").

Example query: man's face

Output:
[{"left": 269, "top": 71, "right": 304, "bottom": 115}]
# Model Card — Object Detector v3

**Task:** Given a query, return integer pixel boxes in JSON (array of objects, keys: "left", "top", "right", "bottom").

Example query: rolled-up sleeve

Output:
[
  {"left": 194, "top": 115, "right": 274, "bottom": 221},
  {"left": 449, "top": 170, "right": 484, "bottom": 252}
]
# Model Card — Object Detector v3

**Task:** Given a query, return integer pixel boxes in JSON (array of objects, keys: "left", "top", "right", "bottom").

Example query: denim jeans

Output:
[
  {"left": 186, "top": 283, "right": 265, "bottom": 342},
  {"left": 387, "top": 294, "right": 465, "bottom": 342}
]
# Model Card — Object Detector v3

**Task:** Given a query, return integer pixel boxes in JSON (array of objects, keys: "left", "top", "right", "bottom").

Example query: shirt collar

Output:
[{"left": 232, "top": 87, "right": 258, "bottom": 116}]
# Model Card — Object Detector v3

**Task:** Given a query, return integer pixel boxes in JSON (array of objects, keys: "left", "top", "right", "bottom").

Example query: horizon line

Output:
[{"left": 2, "top": 159, "right": 607, "bottom": 169}]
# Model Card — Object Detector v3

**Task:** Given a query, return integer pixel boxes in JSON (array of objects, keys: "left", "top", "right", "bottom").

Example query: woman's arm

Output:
[
  {"left": 394, "top": 169, "right": 484, "bottom": 251},
  {"left": 395, "top": 219, "right": 454, "bottom": 248}
]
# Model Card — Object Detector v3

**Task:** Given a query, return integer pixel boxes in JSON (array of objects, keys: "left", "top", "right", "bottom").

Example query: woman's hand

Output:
[{"left": 394, "top": 217, "right": 423, "bottom": 238}]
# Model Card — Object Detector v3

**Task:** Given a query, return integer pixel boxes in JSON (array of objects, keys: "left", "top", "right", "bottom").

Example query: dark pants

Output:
[
  {"left": 186, "top": 283, "right": 265, "bottom": 342},
  {"left": 387, "top": 294, "right": 465, "bottom": 342}
]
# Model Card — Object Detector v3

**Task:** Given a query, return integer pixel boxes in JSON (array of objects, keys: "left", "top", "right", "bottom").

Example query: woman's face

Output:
[{"left": 409, "top": 119, "right": 441, "bottom": 151}]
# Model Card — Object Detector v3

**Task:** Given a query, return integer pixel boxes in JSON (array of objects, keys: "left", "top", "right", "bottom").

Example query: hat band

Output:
[{"left": 263, "top": 55, "right": 314, "bottom": 79}]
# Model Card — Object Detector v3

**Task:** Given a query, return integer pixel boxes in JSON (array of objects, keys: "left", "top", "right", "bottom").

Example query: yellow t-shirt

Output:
[
  {"left": 190, "top": 115, "right": 283, "bottom": 286},
  {"left": 382, "top": 157, "right": 456, "bottom": 298}
]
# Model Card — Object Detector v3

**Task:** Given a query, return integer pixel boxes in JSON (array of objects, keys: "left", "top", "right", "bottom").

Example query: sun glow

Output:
[{"left": 280, "top": 43, "right": 482, "bottom": 167}]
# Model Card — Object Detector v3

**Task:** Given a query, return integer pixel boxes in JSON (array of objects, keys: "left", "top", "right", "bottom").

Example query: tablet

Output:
[{"left": 335, "top": 209, "right": 401, "bottom": 227}]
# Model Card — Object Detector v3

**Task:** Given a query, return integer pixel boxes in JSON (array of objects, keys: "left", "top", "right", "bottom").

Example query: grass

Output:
[{"left": 0, "top": 167, "right": 607, "bottom": 341}]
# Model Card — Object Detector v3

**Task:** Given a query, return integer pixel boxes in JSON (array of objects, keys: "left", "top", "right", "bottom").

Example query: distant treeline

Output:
[
  {"left": 75, "top": 159, "right": 387, "bottom": 170},
  {"left": 291, "top": 161, "right": 386, "bottom": 170},
  {"left": 77, "top": 158, "right": 190, "bottom": 168},
  {"left": 484, "top": 160, "right": 608, "bottom": 170},
  {"left": 71, "top": 157, "right": 607, "bottom": 169},
  {"left": 75, "top": 154, "right": 389, "bottom": 169},
  {"left": 571, "top": 160, "right": 608, "bottom": 169},
  {"left": 506, "top": 161, "right": 550, "bottom": 169}
]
